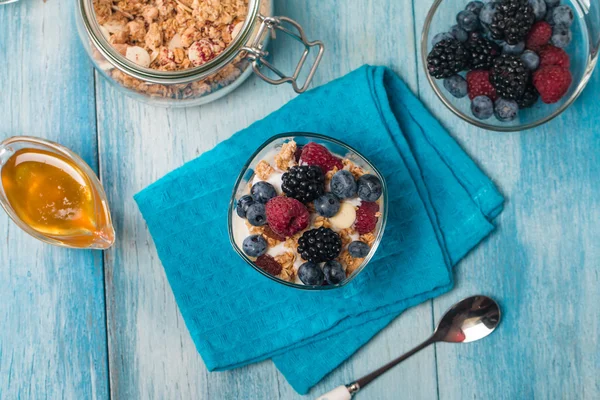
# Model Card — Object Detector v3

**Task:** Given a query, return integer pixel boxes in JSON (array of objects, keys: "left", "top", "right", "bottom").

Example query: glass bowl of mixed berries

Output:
[
  {"left": 422, "top": 0, "right": 600, "bottom": 131},
  {"left": 229, "top": 133, "right": 388, "bottom": 290}
]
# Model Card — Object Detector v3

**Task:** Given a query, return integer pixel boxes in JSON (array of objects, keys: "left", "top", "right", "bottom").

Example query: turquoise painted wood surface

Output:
[{"left": 1, "top": 0, "right": 599, "bottom": 399}]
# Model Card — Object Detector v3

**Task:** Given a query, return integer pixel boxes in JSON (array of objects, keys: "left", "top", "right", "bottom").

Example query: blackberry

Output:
[
  {"left": 297, "top": 227, "right": 342, "bottom": 263},
  {"left": 489, "top": 0, "right": 535, "bottom": 45},
  {"left": 427, "top": 39, "right": 470, "bottom": 79},
  {"left": 466, "top": 37, "right": 501, "bottom": 69},
  {"left": 281, "top": 165, "right": 325, "bottom": 203},
  {"left": 490, "top": 54, "right": 530, "bottom": 100},
  {"left": 516, "top": 83, "right": 539, "bottom": 108}
]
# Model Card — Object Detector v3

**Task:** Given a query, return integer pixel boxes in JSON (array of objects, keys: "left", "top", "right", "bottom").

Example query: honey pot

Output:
[{"left": 0, "top": 136, "right": 114, "bottom": 249}]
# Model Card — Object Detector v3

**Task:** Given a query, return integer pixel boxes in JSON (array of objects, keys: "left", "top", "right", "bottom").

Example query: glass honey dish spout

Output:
[{"left": 0, "top": 136, "right": 115, "bottom": 249}]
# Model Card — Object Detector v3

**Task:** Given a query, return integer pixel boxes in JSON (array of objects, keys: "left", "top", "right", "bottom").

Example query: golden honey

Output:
[{"left": 0, "top": 145, "right": 114, "bottom": 248}]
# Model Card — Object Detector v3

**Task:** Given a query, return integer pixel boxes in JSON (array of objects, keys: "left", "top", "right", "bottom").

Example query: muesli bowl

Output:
[
  {"left": 228, "top": 133, "right": 388, "bottom": 291},
  {"left": 421, "top": 0, "right": 600, "bottom": 132}
]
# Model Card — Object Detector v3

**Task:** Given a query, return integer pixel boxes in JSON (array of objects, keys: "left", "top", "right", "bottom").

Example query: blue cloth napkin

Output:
[{"left": 134, "top": 65, "right": 504, "bottom": 394}]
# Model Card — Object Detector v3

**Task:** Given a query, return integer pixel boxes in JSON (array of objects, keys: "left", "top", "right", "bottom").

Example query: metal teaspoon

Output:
[{"left": 315, "top": 295, "right": 501, "bottom": 400}]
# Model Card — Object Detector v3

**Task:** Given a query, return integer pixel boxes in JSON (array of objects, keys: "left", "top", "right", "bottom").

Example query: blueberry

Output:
[
  {"left": 480, "top": 2, "right": 498, "bottom": 26},
  {"left": 443, "top": 75, "right": 468, "bottom": 98},
  {"left": 315, "top": 193, "right": 341, "bottom": 218},
  {"left": 250, "top": 181, "right": 277, "bottom": 204},
  {"left": 246, "top": 203, "right": 267, "bottom": 226},
  {"left": 545, "top": 6, "right": 556, "bottom": 24},
  {"left": 502, "top": 41, "right": 525, "bottom": 55},
  {"left": 330, "top": 170, "right": 357, "bottom": 199},
  {"left": 471, "top": 96, "right": 494, "bottom": 120},
  {"left": 544, "top": 0, "right": 560, "bottom": 7},
  {"left": 323, "top": 261, "right": 346, "bottom": 285},
  {"left": 450, "top": 25, "right": 469, "bottom": 42},
  {"left": 551, "top": 25, "right": 572, "bottom": 48},
  {"left": 456, "top": 10, "right": 480, "bottom": 32},
  {"left": 494, "top": 98, "right": 519, "bottom": 122},
  {"left": 236, "top": 195, "right": 255, "bottom": 218},
  {"left": 298, "top": 262, "right": 324, "bottom": 286},
  {"left": 242, "top": 235, "right": 268, "bottom": 257},
  {"left": 348, "top": 241, "right": 370, "bottom": 258},
  {"left": 357, "top": 174, "right": 383, "bottom": 202},
  {"left": 528, "top": 0, "right": 547, "bottom": 21},
  {"left": 466, "top": 1, "right": 484, "bottom": 15},
  {"left": 521, "top": 50, "right": 540, "bottom": 70},
  {"left": 552, "top": 5, "right": 574, "bottom": 26},
  {"left": 432, "top": 32, "right": 455, "bottom": 46}
]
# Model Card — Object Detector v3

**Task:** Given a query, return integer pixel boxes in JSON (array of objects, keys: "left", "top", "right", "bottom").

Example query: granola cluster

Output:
[{"left": 91, "top": 0, "right": 263, "bottom": 100}]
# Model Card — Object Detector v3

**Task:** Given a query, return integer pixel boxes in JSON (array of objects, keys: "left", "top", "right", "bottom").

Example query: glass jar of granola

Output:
[{"left": 75, "top": 0, "right": 324, "bottom": 107}]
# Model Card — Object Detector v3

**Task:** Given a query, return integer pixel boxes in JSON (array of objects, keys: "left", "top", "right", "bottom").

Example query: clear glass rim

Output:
[
  {"left": 421, "top": 0, "right": 600, "bottom": 132},
  {"left": 228, "top": 132, "right": 389, "bottom": 291},
  {"left": 0, "top": 136, "right": 115, "bottom": 249},
  {"left": 77, "top": 0, "right": 261, "bottom": 85}
]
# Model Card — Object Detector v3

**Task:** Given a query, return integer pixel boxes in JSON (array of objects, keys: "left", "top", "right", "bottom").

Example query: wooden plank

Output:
[
  {"left": 97, "top": 0, "right": 439, "bottom": 398},
  {"left": 0, "top": 1, "right": 109, "bottom": 399},
  {"left": 412, "top": 1, "right": 600, "bottom": 399}
]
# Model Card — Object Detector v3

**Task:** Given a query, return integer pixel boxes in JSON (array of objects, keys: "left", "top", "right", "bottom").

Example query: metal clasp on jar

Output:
[{"left": 242, "top": 15, "right": 325, "bottom": 94}]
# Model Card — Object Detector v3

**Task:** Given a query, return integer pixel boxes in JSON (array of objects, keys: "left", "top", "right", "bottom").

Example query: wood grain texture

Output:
[{"left": 0, "top": 1, "right": 109, "bottom": 399}]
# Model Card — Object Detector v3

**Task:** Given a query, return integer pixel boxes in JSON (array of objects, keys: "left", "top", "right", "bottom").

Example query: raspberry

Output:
[
  {"left": 467, "top": 70, "right": 498, "bottom": 101},
  {"left": 299, "top": 142, "right": 344, "bottom": 173},
  {"left": 526, "top": 21, "right": 552, "bottom": 51},
  {"left": 533, "top": 65, "right": 572, "bottom": 104},
  {"left": 355, "top": 202, "right": 379, "bottom": 235},
  {"left": 265, "top": 196, "right": 310, "bottom": 237},
  {"left": 255, "top": 255, "right": 282, "bottom": 276},
  {"left": 538, "top": 45, "right": 570, "bottom": 68}
]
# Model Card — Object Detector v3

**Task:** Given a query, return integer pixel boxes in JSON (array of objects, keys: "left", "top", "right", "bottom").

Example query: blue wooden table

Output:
[{"left": 1, "top": 0, "right": 599, "bottom": 399}]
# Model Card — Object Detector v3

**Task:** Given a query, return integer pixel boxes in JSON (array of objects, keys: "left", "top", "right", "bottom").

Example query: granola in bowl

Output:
[{"left": 230, "top": 135, "right": 387, "bottom": 289}]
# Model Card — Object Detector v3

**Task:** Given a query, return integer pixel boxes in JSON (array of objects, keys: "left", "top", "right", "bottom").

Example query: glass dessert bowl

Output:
[
  {"left": 422, "top": 0, "right": 600, "bottom": 132},
  {"left": 228, "top": 133, "right": 388, "bottom": 290}
]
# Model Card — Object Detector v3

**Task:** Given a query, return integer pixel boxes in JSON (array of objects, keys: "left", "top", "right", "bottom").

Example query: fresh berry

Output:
[
  {"left": 451, "top": 25, "right": 469, "bottom": 42},
  {"left": 457, "top": 10, "right": 480, "bottom": 32},
  {"left": 294, "top": 145, "right": 303, "bottom": 162},
  {"left": 432, "top": 32, "right": 455, "bottom": 46},
  {"left": 246, "top": 203, "right": 267, "bottom": 226},
  {"left": 490, "top": 54, "right": 530, "bottom": 100},
  {"left": 314, "top": 193, "right": 341, "bottom": 218},
  {"left": 242, "top": 235, "right": 268, "bottom": 257},
  {"left": 516, "top": 83, "right": 540, "bottom": 108},
  {"left": 466, "top": 37, "right": 501, "bottom": 69},
  {"left": 251, "top": 181, "right": 277, "bottom": 204},
  {"left": 545, "top": 0, "right": 560, "bottom": 8},
  {"left": 533, "top": 65, "right": 572, "bottom": 103},
  {"left": 444, "top": 75, "right": 469, "bottom": 98},
  {"left": 526, "top": 21, "right": 553, "bottom": 50},
  {"left": 466, "top": 1, "right": 485, "bottom": 15},
  {"left": 494, "top": 98, "right": 519, "bottom": 121},
  {"left": 263, "top": 225, "right": 286, "bottom": 242},
  {"left": 480, "top": 1, "right": 498, "bottom": 25},
  {"left": 551, "top": 25, "right": 572, "bottom": 48},
  {"left": 355, "top": 202, "right": 380, "bottom": 235},
  {"left": 265, "top": 196, "right": 310, "bottom": 237},
  {"left": 323, "top": 260, "right": 345, "bottom": 285},
  {"left": 236, "top": 195, "right": 255, "bottom": 218},
  {"left": 538, "top": 45, "right": 570, "bottom": 68},
  {"left": 255, "top": 254, "right": 282, "bottom": 276},
  {"left": 528, "top": 0, "right": 547, "bottom": 21},
  {"left": 545, "top": 6, "right": 556, "bottom": 24},
  {"left": 357, "top": 174, "right": 383, "bottom": 202},
  {"left": 502, "top": 41, "right": 525, "bottom": 55},
  {"left": 489, "top": 0, "right": 535, "bottom": 45},
  {"left": 348, "top": 241, "right": 371, "bottom": 258},
  {"left": 471, "top": 95, "right": 495, "bottom": 119},
  {"left": 521, "top": 50, "right": 541, "bottom": 70},
  {"left": 299, "top": 142, "right": 343, "bottom": 173},
  {"left": 297, "top": 227, "right": 343, "bottom": 263},
  {"left": 427, "top": 39, "right": 470, "bottom": 79},
  {"left": 467, "top": 70, "right": 498, "bottom": 100},
  {"left": 281, "top": 165, "right": 325, "bottom": 203},
  {"left": 298, "top": 262, "right": 324, "bottom": 286},
  {"left": 552, "top": 5, "right": 574, "bottom": 26},
  {"left": 330, "top": 170, "right": 357, "bottom": 199}
]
